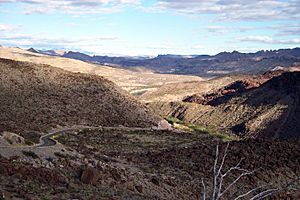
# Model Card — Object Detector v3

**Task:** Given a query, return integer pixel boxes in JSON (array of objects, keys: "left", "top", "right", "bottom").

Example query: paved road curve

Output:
[
  {"left": 37, "top": 126, "right": 102, "bottom": 147},
  {"left": 0, "top": 125, "right": 158, "bottom": 148},
  {"left": 0, "top": 126, "right": 102, "bottom": 148}
]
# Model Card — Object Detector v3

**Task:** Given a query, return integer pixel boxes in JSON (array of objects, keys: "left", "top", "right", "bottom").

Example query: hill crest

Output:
[{"left": 0, "top": 58, "right": 161, "bottom": 141}]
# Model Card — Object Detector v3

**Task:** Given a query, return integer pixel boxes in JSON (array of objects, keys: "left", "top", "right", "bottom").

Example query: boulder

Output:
[{"left": 155, "top": 120, "right": 173, "bottom": 130}]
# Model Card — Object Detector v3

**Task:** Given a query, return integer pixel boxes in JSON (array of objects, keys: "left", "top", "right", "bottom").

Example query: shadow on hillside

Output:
[{"left": 17, "top": 52, "right": 41, "bottom": 58}]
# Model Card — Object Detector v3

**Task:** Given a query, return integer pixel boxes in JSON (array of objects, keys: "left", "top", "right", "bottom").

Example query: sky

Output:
[{"left": 0, "top": 0, "right": 299, "bottom": 56}]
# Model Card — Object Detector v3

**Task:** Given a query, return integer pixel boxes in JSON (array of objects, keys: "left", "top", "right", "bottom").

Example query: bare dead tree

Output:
[{"left": 201, "top": 142, "right": 278, "bottom": 200}]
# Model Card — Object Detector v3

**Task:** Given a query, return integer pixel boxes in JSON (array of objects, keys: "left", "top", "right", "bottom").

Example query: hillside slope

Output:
[
  {"left": 0, "top": 47, "right": 204, "bottom": 94},
  {"left": 0, "top": 58, "right": 161, "bottom": 139},
  {"left": 150, "top": 72, "right": 300, "bottom": 138},
  {"left": 140, "top": 75, "right": 245, "bottom": 102}
]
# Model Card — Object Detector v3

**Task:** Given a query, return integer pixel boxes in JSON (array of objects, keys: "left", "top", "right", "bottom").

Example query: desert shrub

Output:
[
  {"left": 166, "top": 116, "right": 239, "bottom": 141},
  {"left": 24, "top": 139, "right": 34, "bottom": 146},
  {"left": 165, "top": 116, "right": 183, "bottom": 124},
  {"left": 22, "top": 150, "right": 39, "bottom": 159},
  {"left": 54, "top": 152, "right": 66, "bottom": 158}
]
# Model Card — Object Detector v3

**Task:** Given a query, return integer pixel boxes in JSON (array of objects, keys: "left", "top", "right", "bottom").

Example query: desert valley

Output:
[
  {"left": 1, "top": 0, "right": 300, "bottom": 199},
  {"left": 0, "top": 46, "right": 299, "bottom": 199}
]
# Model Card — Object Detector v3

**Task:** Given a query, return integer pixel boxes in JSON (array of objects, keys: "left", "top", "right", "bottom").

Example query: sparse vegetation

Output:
[
  {"left": 24, "top": 139, "right": 34, "bottom": 146},
  {"left": 0, "top": 116, "right": 298, "bottom": 199},
  {"left": 22, "top": 151, "right": 39, "bottom": 159},
  {"left": 165, "top": 116, "right": 182, "bottom": 124},
  {"left": 166, "top": 116, "right": 239, "bottom": 141},
  {"left": 57, "top": 134, "right": 66, "bottom": 143},
  {"left": 54, "top": 152, "right": 66, "bottom": 158}
]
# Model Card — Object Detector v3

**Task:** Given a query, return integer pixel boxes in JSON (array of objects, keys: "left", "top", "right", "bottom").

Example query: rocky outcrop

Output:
[
  {"left": 0, "top": 132, "right": 25, "bottom": 146},
  {"left": 154, "top": 120, "right": 173, "bottom": 130}
]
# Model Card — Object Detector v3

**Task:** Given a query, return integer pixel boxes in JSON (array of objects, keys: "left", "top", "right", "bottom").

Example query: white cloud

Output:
[
  {"left": 155, "top": 0, "right": 300, "bottom": 21},
  {"left": 191, "top": 44, "right": 203, "bottom": 50},
  {"left": 145, "top": 43, "right": 174, "bottom": 50},
  {"left": 205, "top": 25, "right": 254, "bottom": 34},
  {"left": 277, "top": 24, "right": 300, "bottom": 36},
  {"left": 0, "top": 32, "right": 120, "bottom": 50},
  {"left": 237, "top": 35, "right": 300, "bottom": 45},
  {"left": 0, "top": 0, "right": 141, "bottom": 14},
  {"left": 0, "top": 24, "right": 16, "bottom": 31},
  {"left": 1, "top": 0, "right": 299, "bottom": 23}
]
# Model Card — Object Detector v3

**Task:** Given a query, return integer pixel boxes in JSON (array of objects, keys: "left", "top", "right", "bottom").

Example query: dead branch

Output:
[
  {"left": 211, "top": 143, "right": 219, "bottom": 200},
  {"left": 201, "top": 178, "right": 206, "bottom": 200},
  {"left": 201, "top": 143, "right": 277, "bottom": 200},
  {"left": 249, "top": 188, "right": 278, "bottom": 200},
  {"left": 233, "top": 185, "right": 265, "bottom": 200}
]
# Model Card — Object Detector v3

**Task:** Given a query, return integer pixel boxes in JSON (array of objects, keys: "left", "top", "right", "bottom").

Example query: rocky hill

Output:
[
  {"left": 150, "top": 71, "right": 300, "bottom": 138},
  {"left": 182, "top": 69, "right": 288, "bottom": 105},
  {"left": 0, "top": 58, "right": 161, "bottom": 140}
]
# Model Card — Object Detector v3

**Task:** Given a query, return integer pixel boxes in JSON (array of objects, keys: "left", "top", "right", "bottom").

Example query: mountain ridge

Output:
[{"left": 59, "top": 47, "right": 300, "bottom": 76}]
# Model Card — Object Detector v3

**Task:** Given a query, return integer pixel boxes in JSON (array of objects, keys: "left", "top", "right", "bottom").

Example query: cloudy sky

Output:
[{"left": 0, "top": 0, "right": 299, "bottom": 56}]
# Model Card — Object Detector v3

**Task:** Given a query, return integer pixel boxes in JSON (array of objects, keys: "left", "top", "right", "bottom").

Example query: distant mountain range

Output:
[
  {"left": 27, "top": 48, "right": 66, "bottom": 57},
  {"left": 28, "top": 47, "right": 300, "bottom": 76}
]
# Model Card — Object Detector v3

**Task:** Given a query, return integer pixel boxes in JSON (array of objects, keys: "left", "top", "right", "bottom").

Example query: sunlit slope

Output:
[
  {"left": 0, "top": 47, "right": 204, "bottom": 94},
  {"left": 140, "top": 76, "right": 243, "bottom": 102},
  {"left": 0, "top": 58, "right": 161, "bottom": 138}
]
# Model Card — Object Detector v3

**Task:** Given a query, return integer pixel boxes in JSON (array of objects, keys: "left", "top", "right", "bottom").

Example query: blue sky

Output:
[{"left": 0, "top": 0, "right": 299, "bottom": 56}]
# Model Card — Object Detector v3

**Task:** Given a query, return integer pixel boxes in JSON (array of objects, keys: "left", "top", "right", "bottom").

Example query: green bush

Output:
[
  {"left": 165, "top": 116, "right": 240, "bottom": 141},
  {"left": 165, "top": 116, "right": 183, "bottom": 124}
]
